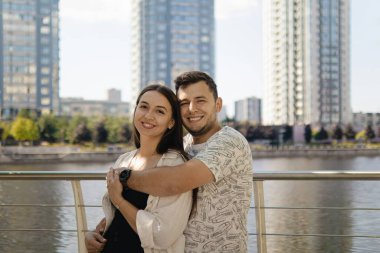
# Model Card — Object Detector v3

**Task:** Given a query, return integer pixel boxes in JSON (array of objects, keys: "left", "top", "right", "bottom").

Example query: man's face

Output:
[{"left": 177, "top": 81, "right": 221, "bottom": 138}]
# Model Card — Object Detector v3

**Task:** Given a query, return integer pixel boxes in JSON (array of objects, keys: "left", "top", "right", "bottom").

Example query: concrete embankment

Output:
[
  {"left": 0, "top": 146, "right": 126, "bottom": 164},
  {"left": 1, "top": 146, "right": 380, "bottom": 164},
  {"left": 252, "top": 147, "right": 380, "bottom": 158}
]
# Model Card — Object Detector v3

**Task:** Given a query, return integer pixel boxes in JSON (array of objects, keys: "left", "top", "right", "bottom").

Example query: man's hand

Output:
[
  {"left": 95, "top": 217, "right": 106, "bottom": 234},
  {"left": 85, "top": 231, "right": 106, "bottom": 252},
  {"left": 85, "top": 218, "right": 107, "bottom": 252}
]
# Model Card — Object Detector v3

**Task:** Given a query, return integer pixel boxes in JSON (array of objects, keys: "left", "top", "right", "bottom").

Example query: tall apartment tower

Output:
[
  {"left": 0, "top": 0, "right": 59, "bottom": 119},
  {"left": 235, "top": 96, "right": 262, "bottom": 124},
  {"left": 131, "top": 0, "right": 215, "bottom": 102},
  {"left": 263, "top": 0, "right": 351, "bottom": 126}
]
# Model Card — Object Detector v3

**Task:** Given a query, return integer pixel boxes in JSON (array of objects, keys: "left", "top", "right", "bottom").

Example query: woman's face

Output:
[{"left": 134, "top": 90, "right": 175, "bottom": 140}]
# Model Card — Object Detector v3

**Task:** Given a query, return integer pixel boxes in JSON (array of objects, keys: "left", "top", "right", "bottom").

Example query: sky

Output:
[{"left": 59, "top": 0, "right": 380, "bottom": 117}]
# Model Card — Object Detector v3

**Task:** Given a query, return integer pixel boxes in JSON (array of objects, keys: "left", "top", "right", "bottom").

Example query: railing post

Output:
[
  {"left": 253, "top": 180, "right": 267, "bottom": 253},
  {"left": 71, "top": 180, "right": 88, "bottom": 253}
]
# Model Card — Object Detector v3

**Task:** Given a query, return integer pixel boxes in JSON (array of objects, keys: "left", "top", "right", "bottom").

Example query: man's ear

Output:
[{"left": 216, "top": 97, "right": 223, "bottom": 112}]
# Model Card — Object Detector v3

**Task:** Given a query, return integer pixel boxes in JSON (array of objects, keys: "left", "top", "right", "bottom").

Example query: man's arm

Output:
[{"left": 126, "top": 158, "right": 214, "bottom": 196}]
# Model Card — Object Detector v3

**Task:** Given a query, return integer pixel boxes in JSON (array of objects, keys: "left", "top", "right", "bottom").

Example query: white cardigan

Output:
[{"left": 102, "top": 149, "right": 192, "bottom": 253}]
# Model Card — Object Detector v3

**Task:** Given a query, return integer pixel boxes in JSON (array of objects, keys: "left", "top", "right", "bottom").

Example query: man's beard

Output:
[{"left": 184, "top": 122, "right": 213, "bottom": 137}]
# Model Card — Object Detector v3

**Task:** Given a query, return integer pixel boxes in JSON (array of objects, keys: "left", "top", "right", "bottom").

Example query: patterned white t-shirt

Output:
[{"left": 183, "top": 126, "right": 253, "bottom": 253}]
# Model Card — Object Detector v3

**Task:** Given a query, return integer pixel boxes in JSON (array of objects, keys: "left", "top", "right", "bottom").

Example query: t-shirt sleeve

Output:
[{"left": 194, "top": 131, "right": 247, "bottom": 182}]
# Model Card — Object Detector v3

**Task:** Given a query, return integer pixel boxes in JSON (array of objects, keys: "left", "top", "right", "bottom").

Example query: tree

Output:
[
  {"left": 315, "top": 126, "right": 329, "bottom": 141},
  {"left": 17, "top": 108, "right": 38, "bottom": 120},
  {"left": 93, "top": 121, "right": 108, "bottom": 144},
  {"left": 66, "top": 116, "right": 88, "bottom": 143},
  {"left": 304, "top": 124, "right": 312, "bottom": 144},
  {"left": 73, "top": 123, "right": 92, "bottom": 144},
  {"left": 38, "top": 114, "right": 60, "bottom": 143},
  {"left": 0, "top": 121, "right": 12, "bottom": 144},
  {"left": 282, "top": 125, "right": 293, "bottom": 143},
  {"left": 332, "top": 125, "right": 343, "bottom": 141},
  {"left": 365, "top": 125, "right": 376, "bottom": 142},
  {"left": 344, "top": 124, "right": 356, "bottom": 141},
  {"left": 10, "top": 117, "right": 40, "bottom": 143},
  {"left": 105, "top": 116, "right": 130, "bottom": 143},
  {"left": 245, "top": 125, "right": 262, "bottom": 142},
  {"left": 120, "top": 123, "right": 132, "bottom": 143}
]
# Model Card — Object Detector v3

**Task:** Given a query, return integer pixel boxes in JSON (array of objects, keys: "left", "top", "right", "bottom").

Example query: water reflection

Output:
[{"left": 0, "top": 163, "right": 112, "bottom": 253}]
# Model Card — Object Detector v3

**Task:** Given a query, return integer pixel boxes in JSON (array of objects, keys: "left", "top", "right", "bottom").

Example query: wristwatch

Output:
[{"left": 119, "top": 168, "right": 132, "bottom": 188}]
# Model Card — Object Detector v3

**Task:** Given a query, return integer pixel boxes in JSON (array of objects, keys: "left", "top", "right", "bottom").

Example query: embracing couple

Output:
[{"left": 85, "top": 71, "right": 253, "bottom": 253}]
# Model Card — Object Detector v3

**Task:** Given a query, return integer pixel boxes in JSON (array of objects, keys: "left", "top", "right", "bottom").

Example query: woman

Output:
[{"left": 85, "top": 84, "right": 192, "bottom": 253}]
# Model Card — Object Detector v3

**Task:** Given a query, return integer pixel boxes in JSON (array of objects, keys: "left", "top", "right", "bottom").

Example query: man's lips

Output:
[{"left": 187, "top": 116, "right": 203, "bottom": 122}]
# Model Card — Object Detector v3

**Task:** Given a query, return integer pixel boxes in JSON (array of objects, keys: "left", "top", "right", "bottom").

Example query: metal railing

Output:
[{"left": 1, "top": 170, "right": 380, "bottom": 253}]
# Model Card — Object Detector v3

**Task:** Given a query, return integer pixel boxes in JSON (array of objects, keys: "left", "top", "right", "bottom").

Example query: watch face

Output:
[{"left": 119, "top": 169, "right": 131, "bottom": 182}]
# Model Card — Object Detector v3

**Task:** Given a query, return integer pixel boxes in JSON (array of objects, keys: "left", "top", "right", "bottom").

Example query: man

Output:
[{"left": 86, "top": 71, "right": 253, "bottom": 252}]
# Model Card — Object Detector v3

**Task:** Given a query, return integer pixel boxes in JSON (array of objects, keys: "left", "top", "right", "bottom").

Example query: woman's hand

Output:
[{"left": 106, "top": 169, "right": 124, "bottom": 209}]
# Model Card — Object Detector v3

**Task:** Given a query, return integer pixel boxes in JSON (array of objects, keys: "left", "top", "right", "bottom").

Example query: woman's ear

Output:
[{"left": 168, "top": 119, "right": 175, "bottom": 129}]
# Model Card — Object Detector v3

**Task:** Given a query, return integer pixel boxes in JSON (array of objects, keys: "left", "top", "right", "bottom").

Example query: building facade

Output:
[
  {"left": 263, "top": 0, "right": 351, "bottom": 126},
  {"left": 234, "top": 96, "right": 262, "bottom": 124},
  {"left": 353, "top": 112, "right": 380, "bottom": 131},
  {"left": 61, "top": 89, "right": 130, "bottom": 117},
  {"left": 0, "top": 0, "right": 60, "bottom": 119},
  {"left": 131, "top": 0, "right": 215, "bottom": 102}
]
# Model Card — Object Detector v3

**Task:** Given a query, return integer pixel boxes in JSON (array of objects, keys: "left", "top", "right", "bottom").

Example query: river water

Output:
[{"left": 1, "top": 156, "right": 380, "bottom": 253}]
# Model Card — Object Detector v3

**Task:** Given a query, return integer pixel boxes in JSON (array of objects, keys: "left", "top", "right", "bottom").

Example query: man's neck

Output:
[{"left": 192, "top": 125, "right": 222, "bottom": 144}]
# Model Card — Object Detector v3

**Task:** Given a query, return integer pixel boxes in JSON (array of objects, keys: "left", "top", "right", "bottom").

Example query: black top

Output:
[{"left": 102, "top": 188, "right": 149, "bottom": 253}]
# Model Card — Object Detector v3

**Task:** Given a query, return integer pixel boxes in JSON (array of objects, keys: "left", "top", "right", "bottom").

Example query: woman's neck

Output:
[{"left": 139, "top": 137, "right": 160, "bottom": 157}]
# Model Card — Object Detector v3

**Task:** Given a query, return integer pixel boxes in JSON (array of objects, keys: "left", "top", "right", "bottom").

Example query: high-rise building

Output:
[
  {"left": 263, "top": 0, "right": 351, "bottom": 126},
  {"left": 234, "top": 96, "right": 262, "bottom": 124},
  {"left": 0, "top": 0, "right": 60, "bottom": 119},
  {"left": 131, "top": 0, "right": 215, "bottom": 102}
]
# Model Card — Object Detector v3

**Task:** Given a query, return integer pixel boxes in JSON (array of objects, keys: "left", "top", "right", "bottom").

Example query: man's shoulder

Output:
[{"left": 214, "top": 126, "right": 249, "bottom": 144}]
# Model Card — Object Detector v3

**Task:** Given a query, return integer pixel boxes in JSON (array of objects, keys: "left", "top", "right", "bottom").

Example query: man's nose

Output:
[{"left": 189, "top": 101, "right": 197, "bottom": 112}]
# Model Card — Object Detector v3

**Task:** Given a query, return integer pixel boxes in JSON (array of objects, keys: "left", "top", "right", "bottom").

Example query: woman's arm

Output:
[
  {"left": 106, "top": 169, "right": 139, "bottom": 233},
  {"left": 136, "top": 191, "right": 192, "bottom": 249}
]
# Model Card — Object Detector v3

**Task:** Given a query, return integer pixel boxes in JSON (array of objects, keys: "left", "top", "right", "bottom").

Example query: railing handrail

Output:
[{"left": 1, "top": 170, "right": 380, "bottom": 180}]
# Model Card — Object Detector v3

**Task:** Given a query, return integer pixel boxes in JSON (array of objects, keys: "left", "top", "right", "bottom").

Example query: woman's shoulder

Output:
[
  {"left": 160, "top": 149, "right": 187, "bottom": 165},
  {"left": 114, "top": 150, "right": 137, "bottom": 167}
]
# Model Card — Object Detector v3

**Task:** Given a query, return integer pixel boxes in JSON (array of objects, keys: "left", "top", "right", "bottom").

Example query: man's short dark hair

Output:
[{"left": 174, "top": 71, "right": 218, "bottom": 100}]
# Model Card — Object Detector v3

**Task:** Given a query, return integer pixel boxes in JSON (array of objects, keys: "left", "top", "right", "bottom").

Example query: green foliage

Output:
[
  {"left": 0, "top": 121, "right": 11, "bottom": 141},
  {"left": 304, "top": 124, "right": 312, "bottom": 143},
  {"left": 314, "top": 127, "right": 329, "bottom": 141},
  {"left": 38, "top": 114, "right": 60, "bottom": 143},
  {"left": 73, "top": 123, "right": 92, "bottom": 144},
  {"left": 93, "top": 121, "right": 108, "bottom": 144},
  {"left": 355, "top": 130, "right": 366, "bottom": 141},
  {"left": 120, "top": 122, "right": 132, "bottom": 143},
  {"left": 10, "top": 117, "right": 40, "bottom": 142},
  {"left": 365, "top": 125, "right": 376, "bottom": 141},
  {"left": 344, "top": 124, "right": 356, "bottom": 140},
  {"left": 332, "top": 125, "right": 343, "bottom": 140},
  {"left": 66, "top": 116, "right": 88, "bottom": 143},
  {"left": 105, "top": 116, "right": 130, "bottom": 143},
  {"left": 17, "top": 108, "right": 38, "bottom": 120}
]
